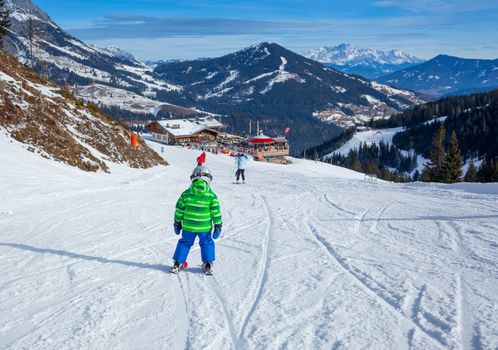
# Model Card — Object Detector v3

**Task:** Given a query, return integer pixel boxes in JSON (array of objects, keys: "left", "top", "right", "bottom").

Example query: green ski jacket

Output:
[{"left": 174, "top": 180, "right": 222, "bottom": 232}]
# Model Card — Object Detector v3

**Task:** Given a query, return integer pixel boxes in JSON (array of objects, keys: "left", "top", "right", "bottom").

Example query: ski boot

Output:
[
  {"left": 202, "top": 262, "right": 213, "bottom": 275},
  {"left": 170, "top": 260, "right": 188, "bottom": 274}
]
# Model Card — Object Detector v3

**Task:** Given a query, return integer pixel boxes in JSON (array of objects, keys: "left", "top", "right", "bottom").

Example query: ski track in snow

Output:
[
  {"left": 1, "top": 138, "right": 498, "bottom": 349},
  {"left": 238, "top": 195, "right": 273, "bottom": 345},
  {"left": 309, "top": 221, "right": 445, "bottom": 349}
]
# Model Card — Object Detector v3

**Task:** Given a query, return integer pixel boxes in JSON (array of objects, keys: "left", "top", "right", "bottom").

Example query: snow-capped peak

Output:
[
  {"left": 5, "top": 0, "right": 53, "bottom": 24},
  {"left": 100, "top": 45, "right": 137, "bottom": 62},
  {"left": 303, "top": 43, "right": 423, "bottom": 66}
]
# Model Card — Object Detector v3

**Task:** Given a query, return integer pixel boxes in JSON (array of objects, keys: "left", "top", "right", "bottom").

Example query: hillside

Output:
[
  {"left": 1, "top": 135, "right": 497, "bottom": 349},
  {"left": 378, "top": 54, "right": 498, "bottom": 98},
  {"left": 0, "top": 51, "right": 166, "bottom": 172},
  {"left": 373, "top": 88, "right": 498, "bottom": 161},
  {"left": 154, "top": 42, "right": 426, "bottom": 151},
  {"left": 303, "top": 43, "right": 424, "bottom": 79},
  {"left": 2, "top": 0, "right": 192, "bottom": 118}
]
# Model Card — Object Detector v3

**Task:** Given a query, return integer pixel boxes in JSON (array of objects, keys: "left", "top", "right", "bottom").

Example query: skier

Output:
[
  {"left": 170, "top": 165, "right": 222, "bottom": 275},
  {"left": 196, "top": 151, "right": 206, "bottom": 166},
  {"left": 235, "top": 153, "right": 249, "bottom": 183}
]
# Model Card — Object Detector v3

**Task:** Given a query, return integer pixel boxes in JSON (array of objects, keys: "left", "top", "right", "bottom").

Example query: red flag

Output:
[{"left": 284, "top": 127, "right": 291, "bottom": 135}]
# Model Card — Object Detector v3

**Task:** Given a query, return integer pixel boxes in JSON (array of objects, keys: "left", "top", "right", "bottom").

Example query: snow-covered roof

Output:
[{"left": 156, "top": 117, "right": 223, "bottom": 137}]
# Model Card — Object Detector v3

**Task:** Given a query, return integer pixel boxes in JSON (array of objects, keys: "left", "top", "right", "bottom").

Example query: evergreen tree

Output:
[
  {"left": 422, "top": 124, "right": 446, "bottom": 182},
  {"left": 463, "top": 160, "right": 478, "bottom": 182},
  {"left": 477, "top": 160, "right": 488, "bottom": 182},
  {"left": 490, "top": 159, "right": 498, "bottom": 182},
  {"left": 0, "top": 0, "right": 10, "bottom": 50},
  {"left": 420, "top": 167, "right": 433, "bottom": 182},
  {"left": 493, "top": 159, "right": 498, "bottom": 182},
  {"left": 352, "top": 158, "right": 362, "bottom": 172},
  {"left": 442, "top": 131, "right": 462, "bottom": 183},
  {"left": 412, "top": 169, "right": 421, "bottom": 182}
]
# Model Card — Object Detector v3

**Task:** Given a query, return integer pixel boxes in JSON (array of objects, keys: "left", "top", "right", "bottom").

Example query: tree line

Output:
[
  {"left": 421, "top": 124, "right": 498, "bottom": 183},
  {"left": 325, "top": 141, "right": 416, "bottom": 182}
]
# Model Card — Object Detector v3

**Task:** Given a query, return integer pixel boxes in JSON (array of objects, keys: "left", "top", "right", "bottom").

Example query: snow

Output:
[
  {"left": 1, "top": 133, "right": 498, "bottom": 349},
  {"left": 9, "top": 10, "right": 36, "bottom": 22},
  {"left": 423, "top": 116, "right": 448, "bottom": 125},
  {"left": 155, "top": 117, "right": 223, "bottom": 137},
  {"left": 331, "top": 85, "right": 347, "bottom": 93},
  {"left": 362, "top": 94, "right": 381, "bottom": 104},
  {"left": 200, "top": 70, "right": 239, "bottom": 99},
  {"left": 327, "top": 127, "right": 404, "bottom": 157},
  {"left": 39, "top": 40, "right": 87, "bottom": 60},
  {"left": 115, "top": 65, "right": 182, "bottom": 92},
  {"left": 203, "top": 87, "right": 234, "bottom": 99},
  {"left": 279, "top": 56, "right": 287, "bottom": 71},
  {"left": 205, "top": 72, "right": 218, "bottom": 80},
  {"left": 0, "top": 71, "right": 16, "bottom": 83},
  {"left": 261, "top": 57, "right": 305, "bottom": 94},
  {"left": 371, "top": 81, "right": 410, "bottom": 96},
  {"left": 303, "top": 44, "right": 423, "bottom": 66},
  {"left": 216, "top": 70, "right": 239, "bottom": 91},
  {"left": 244, "top": 72, "right": 276, "bottom": 84},
  {"left": 73, "top": 84, "right": 162, "bottom": 114}
]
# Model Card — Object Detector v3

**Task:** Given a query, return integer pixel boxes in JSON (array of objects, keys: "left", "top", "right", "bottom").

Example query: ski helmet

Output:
[{"left": 190, "top": 165, "right": 213, "bottom": 184}]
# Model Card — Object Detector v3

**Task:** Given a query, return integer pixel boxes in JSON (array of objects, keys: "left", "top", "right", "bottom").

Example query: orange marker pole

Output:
[{"left": 131, "top": 134, "right": 138, "bottom": 149}]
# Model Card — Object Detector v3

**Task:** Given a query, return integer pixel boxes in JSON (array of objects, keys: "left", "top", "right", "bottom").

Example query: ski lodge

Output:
[
  {"left": 244, "top": 133, "right": 289, "bottom": 164},
  {"left": 146, "top": 117, "right": 224, "bottom": 145}
]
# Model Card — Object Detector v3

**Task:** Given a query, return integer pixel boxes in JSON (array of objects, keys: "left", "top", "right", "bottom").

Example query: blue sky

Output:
[{"left": 34, "top": 0, "right": 498, "bottom": 61}]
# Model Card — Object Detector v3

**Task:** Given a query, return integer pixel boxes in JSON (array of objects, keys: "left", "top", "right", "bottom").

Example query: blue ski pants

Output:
[{"left": 173, "top": 230, "right": 215, "bottom": 263}]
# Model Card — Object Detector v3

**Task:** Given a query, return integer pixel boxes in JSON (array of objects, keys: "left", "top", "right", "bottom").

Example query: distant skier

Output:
[
  {"left": 170, "top": 165, "right": 222, "bottom": 275},
  {"left": 235, "top": 153, "right": 249, "bottom": 184},
  {"left": 197, "top": 151, "right": 206, "bottom": 166}
]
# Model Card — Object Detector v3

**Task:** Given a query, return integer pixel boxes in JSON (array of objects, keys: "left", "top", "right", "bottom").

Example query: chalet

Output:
[
  {"left": 245, "top": 132, "right": 289, "bottom": 164},
  {"left": 147, "top": 117, "right": 224, "bottom": 145}
]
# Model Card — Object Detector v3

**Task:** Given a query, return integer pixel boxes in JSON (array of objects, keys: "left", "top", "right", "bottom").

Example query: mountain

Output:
[
  {"left": 2, "top": 1, "right": 427, "bottom": 153},
  {"left": 100, "top": 45, "right": 138, "bottom": 63},
  {"left": 303, "top": 44, "right": 424, "bottom": 79},
  {"left": 145, "top": 59, "right": 183, "bottom": 68},
  {"left": 3, "top": 0, "right": 186, "bottom": 118},
  {"left": 378, "top": 54, "right": 498, "bottom": 98},
  {"left": 154, "top": 42, "right": 426, "bottom": 151},
  {"left": 0, "top": 51, "right": 166, "bottom": 172}
]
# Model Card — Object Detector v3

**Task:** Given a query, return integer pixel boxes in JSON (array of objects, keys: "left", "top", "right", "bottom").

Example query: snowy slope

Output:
[
  {"left": 1, "top": 134, "right": 498, "bottom": 349},
  {"left": 324, "top": 127, "right": 429, "bottom": 175},
  {"left": 329, "top": 127, "right": 404, "bottom": 157}
]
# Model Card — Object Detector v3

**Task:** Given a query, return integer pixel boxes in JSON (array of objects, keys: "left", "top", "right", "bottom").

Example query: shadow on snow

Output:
[{"left": 0, "top": 242, "right": 172, "bottom": 272}]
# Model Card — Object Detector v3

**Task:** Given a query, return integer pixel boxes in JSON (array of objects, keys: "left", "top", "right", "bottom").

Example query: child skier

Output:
[
  {"left": 196, "top": 151, "right": 206, "bottom": 166},
  {"left": 170, "top": 165, "right": 222, "bottom": 275}
]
